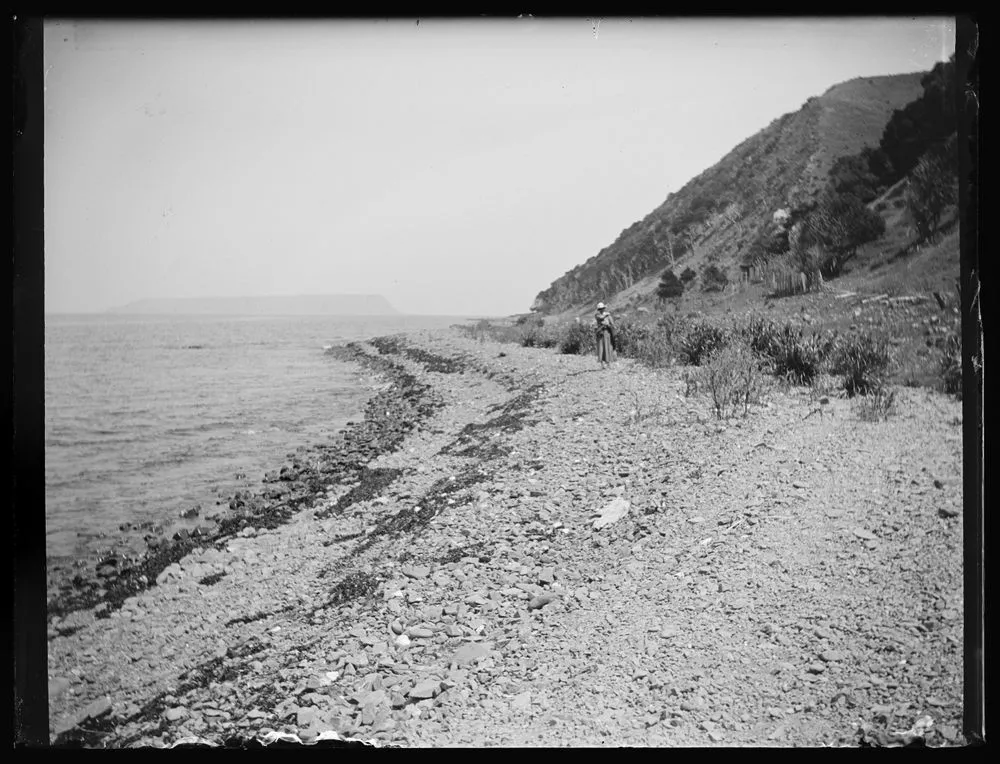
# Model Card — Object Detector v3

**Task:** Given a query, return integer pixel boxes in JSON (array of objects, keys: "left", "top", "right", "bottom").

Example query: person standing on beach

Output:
[{"left": 595, "top": 302, "right": 616, "bottom": 369}]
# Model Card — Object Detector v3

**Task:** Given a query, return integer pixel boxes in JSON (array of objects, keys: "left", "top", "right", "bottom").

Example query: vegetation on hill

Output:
[{"left": 530, "top": 61, "right": 957, "bottom": 317}]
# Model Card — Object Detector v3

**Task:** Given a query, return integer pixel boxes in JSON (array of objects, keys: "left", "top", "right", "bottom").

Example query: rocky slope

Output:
[
  {"left": 46, "top": 328, "right": 964, "bottom": 748},
  {"left": 530, "top": 73, "right": 926, "bottom": 316}
]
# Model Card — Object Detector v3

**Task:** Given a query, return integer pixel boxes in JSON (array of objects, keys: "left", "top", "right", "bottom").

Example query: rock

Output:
[
  {"left": 538, "top": 567, "right": 556, "bottom": 585},
  {"left": 79, "top": 697, "right": 113, "bottom": 722},
  {"left": 296, "top": 706, "right": 318, "bottom": 727},
  {"left": 360, "top": 689, "right": 387, "bottom": 708},
  {"left": 852, "top": 528, "right": 877, "bottom": 541},
  {"left": 451, "top": 642, "right": 492, "bottom": 666},
  {"left": 938, "top": 724, "right": 959, "bottom": 742},
  {"left": 408, "top": 680, "right": 441, "bottom": 700},
  {"left": 163, "top": 706, "right": 188, "bottom": 722},
  {"left": 423, "top": 605, "right": 444, "bottom": 622},
  {"left": 527, "top": 594, "right": 558, "bottom": 611},
  {"left": 402, "top": 564, "right": 431, "bottom": 579},
  {"left": 659, "top": 624, "right": 680, "bottom": 639},
  {"left": 511, "top": 691, "right": 531, "bottom": 711},
  {"left": 407, "top": 627, "right": 435, "bottom": 639},
  {"left": 933, "top": 479, "right": 944, "bottom": 489},
  {"left": 48, "top": 677, "right": 72, "bottom": 700},
  {"left": 593, "top": 498, "right": 630, "bottom": 530},
  {"left": 938, "top": 507, "right": 959, "bottom": 518}
]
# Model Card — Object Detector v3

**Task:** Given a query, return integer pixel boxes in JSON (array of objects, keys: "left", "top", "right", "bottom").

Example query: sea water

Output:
[{"left": 44, "top": 313, "right": 471, "bottom": 568}]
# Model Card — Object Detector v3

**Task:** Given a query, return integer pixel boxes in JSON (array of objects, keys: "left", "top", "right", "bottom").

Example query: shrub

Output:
[
  {"left": 830, "top": 331, "right": 893, "bottom": 396},
  {"left": 693, "top": 338, "right": 771, "bottom": 419},
  {"left": 854, "top": 386, "right": 898, "bottom": 422},
  {"left": 938, "top": 322, "right": 962, "bottom": 398},
  {"left": 680, "top": 267, "right": 697, "bottom": 284},
  {"left": 518, "top": 325, "right": 557, "bottom": 348},
  {"left": 701, "top": 264, "right": 729, "bottom": 292},
  {"left": 612, "top": 318, "right": 652, "bottom": 359},
  {"left": 656, "top": 270, "right": 684, "bottom": 301},
  {"left": 678, "top": 320, "right": 728, "bottom": 366},
  {"left": 515, "top": 313, "right": 544, "bottom": 327},
  {"left": 907, "top": 142, "right": 958, "bottom": 243},
  {"left": 768, "top": 326, "right": 832, "bottom": 385},
  {"left": 558, "top": 322, "right": 596, "bottom": 356},
  {"left": 739, "top": 315, "right": 781, "bottom": 358}
]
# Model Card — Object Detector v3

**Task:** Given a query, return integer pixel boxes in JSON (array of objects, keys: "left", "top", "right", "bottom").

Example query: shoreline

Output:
[
  {"left": 46, "top": 339, "right": 446, "bottom": 623},
  {"left": 47, "top": 328, "right": 964, "bottom": 748}
]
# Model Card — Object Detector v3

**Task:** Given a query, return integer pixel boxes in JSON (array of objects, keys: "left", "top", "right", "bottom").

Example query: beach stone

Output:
[
  {"left": 402, "top": 564, "right": 431, "bottom": 579},
  {"left": 527, "top": 594, "right": 558, "bottom": 611},
  {"left": 163, "top": 706, "right": 188, "bottom": 722},
  {"left": 48, "top": 677, "right": 72, "bottom": 700},
  {"left": 511, "top": 691, "right": 532, "bottom": 711},
  {"left": 451, "top": 642, "right": 492, "bottom": 666},
  {"left": 593, "top": 498, "right": 630, "bottom": 530},
  {"left": 408, "top": 680, "right": 441, "bottom": 700}
]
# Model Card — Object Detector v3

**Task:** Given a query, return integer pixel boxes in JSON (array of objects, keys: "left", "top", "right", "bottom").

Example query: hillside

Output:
[
  {"left": 530, "top": 72, "right": 928, "bottom": 316},
  {"left": 106, "top": 294, "right": 399, "bottom": 316}
]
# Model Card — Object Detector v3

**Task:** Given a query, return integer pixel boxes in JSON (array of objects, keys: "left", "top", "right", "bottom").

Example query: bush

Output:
[
  {"left": 518, "top": 325, "right": 557, "bottom": 348},
  {"left": 656, "top": 270, "right": 684, "bottom": 301},
  {"left": 515, "top": 313, "right": 544, "bottom": 327},
  {"left": 938, "top": 323, "right": 962, "bottom": 398},
  {"left": 907, "top": 142, "right": 958, "bottom": 243},
  {"left": 558, "top": 322, "right": 596, "bottom": 356},
  {"left": 678, "top": 320, "right": 728, "bottom": 366},
  {"left": 680, "top": 267, "right": 697, "bottom": 284},
  {"left": 770, "top": 327, "right": 832, "bottom": 385},
  {"left": 612, "top": 318, "right": 652, "bottom": 359},
  {"left": 739, "top": 315, "right": 781, "bottom": 358},
  {"left": 701, "top": 264, "right": 729, "bottom": 292},
  {"left": 830, "top": 331, "right": 893, "bottom": 396},
  {"left": 854, "top": 386, "right": 898, "bottom": 422},
  {"left": 693, "top": 338, "right": 771, "bottom": 419}
]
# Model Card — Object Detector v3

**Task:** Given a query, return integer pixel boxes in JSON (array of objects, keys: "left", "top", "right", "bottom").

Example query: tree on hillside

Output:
[
  {"left": 906, "top": 140, "right": 958, "bottom": 243},
  {"left": 829, "top": 152, "right": 880, "bottom": 203},
  {"left": 701, "top": 264, "right": 729, "bottom": 292},
  {"left": 656, "top": 269, "right": 684, "bottom": 302},
  {"left": 878, "top": 56, "right": 957, "bottom": 183},
  {"left": 798, "top": 191, "right": 886, "bottom": 276}
]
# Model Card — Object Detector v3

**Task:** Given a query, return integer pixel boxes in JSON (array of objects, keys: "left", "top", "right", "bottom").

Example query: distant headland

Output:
[{"left": 105, "top": 294, "right": 399, "bottom": 316}]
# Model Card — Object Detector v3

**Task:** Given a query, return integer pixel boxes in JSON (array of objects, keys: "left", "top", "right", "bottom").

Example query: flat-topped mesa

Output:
[{"left": 106, "top": 294, "right": 399, "bottom": 316}]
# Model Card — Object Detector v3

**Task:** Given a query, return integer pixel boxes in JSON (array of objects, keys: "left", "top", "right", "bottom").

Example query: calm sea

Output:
[{"left": 44, "top": 313, "right": 473, "bottom": 566}]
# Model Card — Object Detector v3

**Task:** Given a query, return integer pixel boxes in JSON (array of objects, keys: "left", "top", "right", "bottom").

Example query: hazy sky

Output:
[{"left": 43, "top": 17, "right": 955, "bottom": 316}]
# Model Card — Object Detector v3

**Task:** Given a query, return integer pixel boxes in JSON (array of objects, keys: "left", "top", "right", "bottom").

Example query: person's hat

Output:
[{"left": 597, "top": 302, "right": 605, "bottom": 309}]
